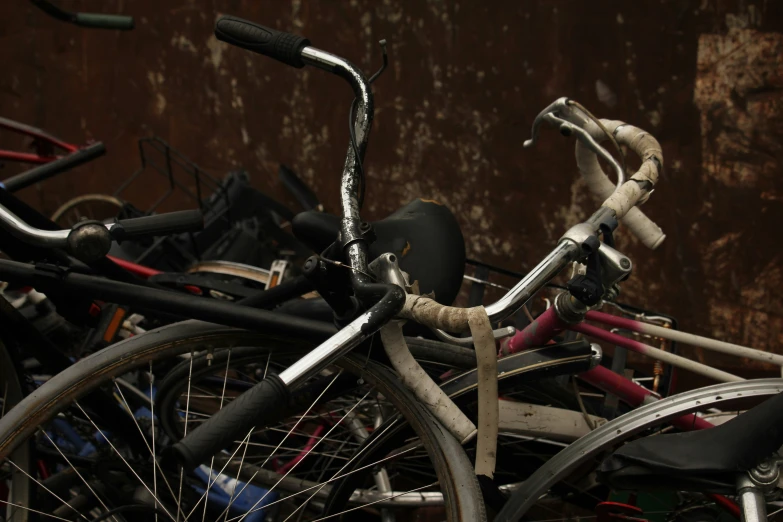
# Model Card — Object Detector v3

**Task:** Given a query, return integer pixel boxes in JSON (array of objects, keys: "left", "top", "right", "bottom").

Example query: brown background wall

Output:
[{"left": 1, "top": 1, "right": 782, "bottom": 374}]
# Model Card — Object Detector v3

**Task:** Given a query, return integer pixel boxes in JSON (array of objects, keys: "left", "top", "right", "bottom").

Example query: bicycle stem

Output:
[{"left": 483, "top": 240, "right": 579, "bottom": 323}]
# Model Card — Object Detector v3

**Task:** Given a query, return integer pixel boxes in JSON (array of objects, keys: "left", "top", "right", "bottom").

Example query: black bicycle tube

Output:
[
  {"left": 2, "top": 142, "right": 106, "bottom": 193},
  {"left": 236, "top": 275, "right": 314, "bottom": 309},
  {"left": 0, "top": 260, "right": 337, "bottom": 342}
]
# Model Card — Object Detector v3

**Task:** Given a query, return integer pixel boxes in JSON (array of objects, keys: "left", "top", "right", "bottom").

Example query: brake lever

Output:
[
  {"left": 523, "top": 97, "right": 572, "bottom": 148},
  {"left": 523, "top": 98, "right": 625, "bottom": 189},
  {"left": 434, "top": 326, "right": 517, "bottom": 347},
  {"left": 368, "top": 39, "right": 388, "bottom": 84}
]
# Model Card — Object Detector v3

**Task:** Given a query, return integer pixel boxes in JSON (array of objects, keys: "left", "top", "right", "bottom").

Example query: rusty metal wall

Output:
[{"left": 1, "top": 1, "right": 781, "bottom": 373}]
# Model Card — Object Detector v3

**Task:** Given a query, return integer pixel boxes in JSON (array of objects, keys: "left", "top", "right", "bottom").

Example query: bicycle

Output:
[
  {"left": 0, "top": 14, "right": 490, "bottom": 521},
  {"left": 2, "top": 11, "right": 782, "bottom": 522}
]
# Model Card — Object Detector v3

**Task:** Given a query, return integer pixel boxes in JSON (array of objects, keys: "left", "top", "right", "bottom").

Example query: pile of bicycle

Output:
[{"left": 1, "top": 3, "right": 781, "bottom": 522}]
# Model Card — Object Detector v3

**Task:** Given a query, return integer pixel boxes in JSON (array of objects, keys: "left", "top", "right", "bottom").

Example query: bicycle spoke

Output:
[
  {"left": 151, "top": 362, "right": 160, "bottom": 522},
  {"left": 176, "top": 352, "right": 195, "bottom": 521},
  {"left": 262, "top": 352, "right": 271, "bottom": 380},
  {"left": 71, "top": 402, "right": 177, "bottom": 521},
  {"left": 287, "top": 419, "right": 420, "bottom": 520},
  {"left": 296, "top": 428, "right": 354, "bottom": 521},
  {"left": 114, "top": 375, "right": 181, "bottom": 520},
  {"left": 2, "top": 380, "right": 8, "bottom": 417},
  {"left": 182, "top": 428, "right": 255, "bottom": 521},
  {"left": 239, "top": 441, "right": 352, "bottom": 460},
  {"left": 309, "top": 482, "right": 438, "bottom": 522},
  {"left": 221, "top": 430, "right": 254, "bottom": 521},
  {"left": 211, "top": 371, "right": 346, "bottom": 522},
  {"left": 263, "top": 389, "right": 378, "bottom": 522},
  {"left": 223, "top": 431, "right": 418, "bottom": 522},
  {"left": 38, "top": 429, "right": 119, "bottom": 518},
  {"left": 203, "top": 347, "right": 232, "bottom": 522},
  {"left": 525, "top": 510, "right": 711, "bottom": 522},
  {"left": 4, "top": 458, "right": 90, "bottom": 521},
  {"left": 0, "top": 500, "right": 73, "bottom": 521},
  {"left": 265, "top": 426, "right": 362, "bottom": 446}
]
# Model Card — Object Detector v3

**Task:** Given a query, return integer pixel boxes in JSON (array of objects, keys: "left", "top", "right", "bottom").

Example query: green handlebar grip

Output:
[{"left": 74, "top": 13, "right": 134, "bottom": 30}]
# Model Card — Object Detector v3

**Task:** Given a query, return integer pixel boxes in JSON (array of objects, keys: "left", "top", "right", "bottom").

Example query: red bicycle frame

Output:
[{"left": 0, "top": 116, "right": 80, "bottom": 165}]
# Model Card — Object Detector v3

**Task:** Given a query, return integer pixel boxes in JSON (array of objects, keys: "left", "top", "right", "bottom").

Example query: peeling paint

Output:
[
  {"left": 171, "top": 34, "right": 197, "bottom": 54},
  {"left": 205, "top": 35, "right": 224, "bottom": 70},
  {"left": 694, "top": 27, "right": 783, "bottom": 188},
  {"left": 3, "top": 0, "right": 782, "bottom": 373}
]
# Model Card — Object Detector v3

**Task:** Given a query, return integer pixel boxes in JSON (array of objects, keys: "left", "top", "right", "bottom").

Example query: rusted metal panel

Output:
[{"left": 0, "top": 1, "right": 781, "bottom": 373}]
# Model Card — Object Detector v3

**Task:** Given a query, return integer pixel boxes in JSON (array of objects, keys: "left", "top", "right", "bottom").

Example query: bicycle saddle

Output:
[
  {"left": 292, "top": 198, "right": 466, "bottom": 305},
  {"left": 598, "top": 392, "right": 783, "bottom": 495}
]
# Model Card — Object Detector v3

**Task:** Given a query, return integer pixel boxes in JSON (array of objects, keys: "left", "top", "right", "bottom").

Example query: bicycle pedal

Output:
[
  {"left": 83, "top": 303, "right": 129, "bottom": 351},
  {"left": 265, "top": 259, "right": 289, "bottom": 289}
]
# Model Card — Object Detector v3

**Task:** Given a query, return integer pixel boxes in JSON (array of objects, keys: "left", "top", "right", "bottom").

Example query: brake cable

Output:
[
  {"left": 350, "top": 40, "right": 389, "bottom": 210},
  {"left": 566, "top": 99, "right": 628, "bottom": 182}
]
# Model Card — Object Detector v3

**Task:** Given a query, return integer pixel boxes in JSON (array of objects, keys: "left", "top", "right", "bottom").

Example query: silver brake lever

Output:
[
  {"left": 523, "top": 97, "right": 572, "bottom": 148},
  {"left": 434, "top": 326, "right": 516, "bottom": 347},
  {"left": 523, "top": 97, "right": 625, "bottom": 189}
]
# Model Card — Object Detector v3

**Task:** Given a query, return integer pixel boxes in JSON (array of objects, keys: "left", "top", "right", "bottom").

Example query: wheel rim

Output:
[{"left": 0, "top": 322, "right": 483, "bottom": 521}]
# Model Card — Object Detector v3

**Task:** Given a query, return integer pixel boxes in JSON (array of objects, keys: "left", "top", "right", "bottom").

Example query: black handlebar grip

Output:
[
  {"left": 214, "top": 16, "right": 310, "bottom": 68},
  {"left": 74, "top": 13, "right": 134, "bottom": 30},
  {"left": 165, "top": 374, "right": 290, "bottom": 470},
  {"left": 2, "top": 142, "right": 106, "bottom": 193},
  {"left": 110, "top": 209, "right": 204, "bottom": 242}
]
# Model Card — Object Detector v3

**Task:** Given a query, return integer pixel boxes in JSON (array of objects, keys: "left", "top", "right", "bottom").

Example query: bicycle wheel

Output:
[
  {"left": 50, "top": 194, "right": 124, "bottom": 227},
  {"left": 496, "top": 379, "right": 783, "bottom": 522},
  {"left": 0, "top": 340, "right": 31, "bottom": 522},
  {"left": 0, "top": 320, "right": 485, "bottom": 521}
]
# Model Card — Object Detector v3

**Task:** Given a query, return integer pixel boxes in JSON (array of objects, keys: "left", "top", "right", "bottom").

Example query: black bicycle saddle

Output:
[
  {"left": 292, "top": 198, "right": 466, "bottom": 306},
  {"left": 599, "top": 392, "right": 783, "bottom": 495}
]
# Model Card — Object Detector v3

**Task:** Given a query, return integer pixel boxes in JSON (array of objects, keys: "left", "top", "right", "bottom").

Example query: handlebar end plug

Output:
[{"left": 67, "top": 221, "right": 111, "bottom": 264}]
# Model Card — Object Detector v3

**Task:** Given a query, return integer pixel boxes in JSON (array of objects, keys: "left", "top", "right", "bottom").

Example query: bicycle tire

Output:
[
  {"left": 496, "top": 379, "right": 783, "bottom": 521},
  {"left": 0, "top": 320, "right": 485, "bottom": 521},
  {"left": 0, "top": 339, "right": 31, "bottom": 522},
  {"left": 50, "top": 193, "right": 124, "bottom": 226}
]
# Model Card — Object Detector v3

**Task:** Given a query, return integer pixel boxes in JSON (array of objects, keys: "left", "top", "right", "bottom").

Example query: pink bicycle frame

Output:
[
  {"left": 500, "top": 306, "right": 713, "bottom": 430},
  {"left": 498, "top": 304, "right": 744, "bottom": 516}
]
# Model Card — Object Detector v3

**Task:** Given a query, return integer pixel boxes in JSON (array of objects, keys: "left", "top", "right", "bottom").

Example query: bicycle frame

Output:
[
  {"left": 503, "top": 296, "right": 783, "bottom": 380},
  {"left": 0, "top": 116, "right": 79, "bottom": 165},
  {"left": 0, "top": 259, "right": 334, "bottom": 342},
  {"left": 496, "top": 379, "right": 783, "bottom": 522}
]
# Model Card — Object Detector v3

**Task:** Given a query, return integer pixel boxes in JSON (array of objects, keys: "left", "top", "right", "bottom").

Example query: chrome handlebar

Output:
[
  {"left": 0, "top": 201, "right": 204, "bottom": 263},
  {"left": 0, "top": 203, "right": 76, "bottom": 248},
  {"left": 300, "top": 46, "right": 375, "bottom": 281}
]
